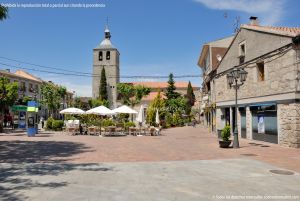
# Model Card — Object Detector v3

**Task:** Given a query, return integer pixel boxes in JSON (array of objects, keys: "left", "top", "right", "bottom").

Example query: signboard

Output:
[
  {"left": 12, "top": 105, "right": 27, "bottom": 112},
  {"left": 258, "top": 114, "right": 265, "bottom": 134}
]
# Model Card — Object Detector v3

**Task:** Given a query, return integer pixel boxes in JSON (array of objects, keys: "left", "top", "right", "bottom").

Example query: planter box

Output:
[{"left": 219, "top": 140, "right": 232, "bottom": 148}]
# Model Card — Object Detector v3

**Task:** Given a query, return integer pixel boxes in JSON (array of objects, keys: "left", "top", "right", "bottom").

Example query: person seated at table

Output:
[{"left": 79, "top": 123, "right": 83, "bottom": 135}]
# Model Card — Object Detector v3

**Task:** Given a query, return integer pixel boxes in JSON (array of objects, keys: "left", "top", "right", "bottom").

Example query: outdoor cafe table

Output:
[
  {"left": 129, "top": 127, "right": 138, "bottom": 136},
  {"left": 105, "top": 126, "right": 117, "bottom": 136}
]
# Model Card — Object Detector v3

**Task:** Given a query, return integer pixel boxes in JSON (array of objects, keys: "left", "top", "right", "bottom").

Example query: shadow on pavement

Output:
[
  {"left": 0, "top": 163, "right": 114, "bottom": 201},
  {"left": 0, "top": 140, "right": 112, "bottom": 200},
  {"left": 0, "top": 140, "right": 92, "bottom": 163}
]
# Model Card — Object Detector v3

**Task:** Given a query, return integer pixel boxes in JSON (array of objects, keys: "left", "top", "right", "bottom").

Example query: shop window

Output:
[{"left": 257, "top": 62, "right": 265, "bottom": 81}]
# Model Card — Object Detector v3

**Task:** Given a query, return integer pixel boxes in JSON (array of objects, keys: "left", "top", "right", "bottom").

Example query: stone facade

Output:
[
  {"left": 92, "top": 27, "right": 120, "bottom": 108},
  {"left": 278, "top": 103, "right": 300, "bottom": 148},
  {"left": 214, "top": 24, "right": 300, "bottom": 148},
  {"left": 197, "top": 36, "right": 233, "bottom": 132}
]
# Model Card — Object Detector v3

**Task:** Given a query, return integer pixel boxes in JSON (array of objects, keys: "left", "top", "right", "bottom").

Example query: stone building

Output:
[
  {"left": 92, "top": 25, "right": 201, "bottom": 111},
  {"left": 197, "top": 36, "right": 233, "bottom": 132},
  {"left": 214, "top": 17, "right": 300, "bottom": 148},
  {"left": 92, "top": 26, "right": 120, "bottom": 108},
  {"left": 0, "top": 69, "right": 74, "bottom": 127}
]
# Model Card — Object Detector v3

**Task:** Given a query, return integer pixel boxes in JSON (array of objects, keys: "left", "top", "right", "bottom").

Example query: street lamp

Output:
[{"left": 226, "top": 68, "right": 248, "bottom": 148}]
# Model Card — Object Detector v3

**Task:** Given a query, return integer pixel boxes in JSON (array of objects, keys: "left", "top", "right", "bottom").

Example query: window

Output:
[
  {"left": 29, "top": 83, "right": 33, "bottom": 92},
  {"left": 106, "top": 51, "right": 110, "bottom": 60},
  {"left": 257, "top": 62, "right": 265, "bottom": 81},
  {"left": 239, "top": 42, "right": 246, "bottom": 64},
  {"left": 35, "top": 85, "right": 39, "bottom": 93},
  {"left": 20, "top": 82, "right": 26, "bottom": 92},
  {"left": 99, "top": 51, "right": 103, "bottom": 61}
]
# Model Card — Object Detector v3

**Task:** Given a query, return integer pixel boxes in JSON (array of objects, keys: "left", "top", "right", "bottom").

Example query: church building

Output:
[
  {"left": 92, "top": 25, "right": 120, "bottom": 108},
  {"left": 92, "top": 25, "right": 201, "bottom": 110}
]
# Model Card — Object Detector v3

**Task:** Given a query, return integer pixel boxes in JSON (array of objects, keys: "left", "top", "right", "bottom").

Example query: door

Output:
[{"left": 240, "top": 110, "right": 246, "bottom": 138}]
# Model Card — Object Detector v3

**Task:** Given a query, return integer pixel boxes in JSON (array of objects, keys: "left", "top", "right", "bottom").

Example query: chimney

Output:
[{"left": 249, "top": 16, "right": 259, "bottom": 26}]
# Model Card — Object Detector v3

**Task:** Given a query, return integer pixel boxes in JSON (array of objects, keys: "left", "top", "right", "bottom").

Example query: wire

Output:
[
  {"left": 0, "top": 56, "right": 94, "bottom": 76},
  {"left": 0, "top": 61, "right": 203, "bottom": 79}
]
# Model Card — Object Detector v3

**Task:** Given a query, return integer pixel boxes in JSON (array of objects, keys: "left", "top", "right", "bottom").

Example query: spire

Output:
[{"left": 104, "top": 17, "right": 111, "bottom": 39}]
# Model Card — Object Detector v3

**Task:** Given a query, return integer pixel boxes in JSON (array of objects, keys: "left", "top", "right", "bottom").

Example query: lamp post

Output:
[{"left": 226, "top": 68, "right": 248, "bottom": 148}]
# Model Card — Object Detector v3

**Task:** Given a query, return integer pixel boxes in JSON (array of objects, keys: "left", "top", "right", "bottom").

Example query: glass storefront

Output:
[
  {"left": 240, "top": 108, "right": 246, "bottom": 138},
  {"left": 251, "top": 104, "right": 278, "bottom": 144}
]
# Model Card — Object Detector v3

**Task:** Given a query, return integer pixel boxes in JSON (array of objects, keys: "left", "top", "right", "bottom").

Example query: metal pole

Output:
[{"left": 233, "top": 78, "right": 239, "bottom": 148}]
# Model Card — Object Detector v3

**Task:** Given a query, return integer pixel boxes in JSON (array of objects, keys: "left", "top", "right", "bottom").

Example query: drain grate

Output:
[
  {"left": 269, "top": 170, "right": 294, "bottom": 175},
  {"left": 240, "top": 153, "right": 258, "bottom": 157}
]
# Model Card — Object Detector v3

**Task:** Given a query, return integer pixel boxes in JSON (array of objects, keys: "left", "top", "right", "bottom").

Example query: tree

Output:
[
  {"left": 88, "top": 98, "right": 109, "bottom": 109},
  {"left": 146, "top": 91, "right": 165, "bottom": 126},
  {"left": 117, "top": 83, "right": 150, "bottom": 107},
  {"left": 0, "top": 5, "right": 8, "bottom": 21},
  {"left": 185, "top": 81, "right": 195, "bottom": 115},
  {"left": 99, "top": 68, "right": 108, "bottom": 101},
  {"left": 40, "top": 83, "right": 61, "bottom": 118},
  {"left": 0, "top": 77, "right": 18, "bottom": 132},
  {"left": 165, "top": 73, "right": 180, "bottom": 100},
  {"left": 117, "top": 83, "right": 135, "bottom": 105},
  {"left": 73, "top": 97, "right": 82, "bottom": 109},
  {"left": 57, "top": 86, "right": 67, "bottom": 109}
]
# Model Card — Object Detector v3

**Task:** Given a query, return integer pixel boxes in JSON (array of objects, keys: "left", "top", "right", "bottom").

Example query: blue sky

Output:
[{"left": 0, "top": 0, "right": 299, "bottom": 96}]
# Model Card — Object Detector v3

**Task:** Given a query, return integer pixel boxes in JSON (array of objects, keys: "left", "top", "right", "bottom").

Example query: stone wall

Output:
[
  {"left": 278, "top": 103, "right": 300, "bottom": 148},
  {"left": 215, "top": 49, "right": 297, "bottom": 104},
  {"left": 92, "top": 49, "right": 120, "bottom": 107}
]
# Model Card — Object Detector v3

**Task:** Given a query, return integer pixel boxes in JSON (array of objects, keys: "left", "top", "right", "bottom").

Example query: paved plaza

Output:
[{"left": 0, "top": 126, "right": 300, "bottom": 200}]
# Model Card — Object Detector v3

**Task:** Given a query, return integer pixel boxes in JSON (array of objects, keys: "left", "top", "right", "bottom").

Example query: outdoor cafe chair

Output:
[
  {"left": 148, "top": 127, "right": 156, "bottom": 136},
  {"left": 67, "top": 127, "right": 78, "bottom": 135},
  {"left": 88, "top": 126, "right": 96, "bottom": 135},
  {"left": 129, "top": 127, "right": 138, "bottom": 136}
]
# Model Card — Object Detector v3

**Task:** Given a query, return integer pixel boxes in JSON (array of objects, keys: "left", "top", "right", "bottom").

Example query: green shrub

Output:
[
  {"left": 221, "top": 125, "right": 231, "bottom": 141},
  {"left": 166, "top": 113, "right": 173, "bottom": 127},
  {"left": 172, "top": 112, "right": 184, "bottom": 127},
  {"left": 52, "top": 120, "right": 64, "bottom": 131},
  {"left": 118, "top": 114, "right": 130, "bottom": 122},
  {"left": 124, "top": 122, "right": 135, "bottom": 128},
  {"left": 46, "top": 117, "right": 54, "bottom": 130},
  {"left": 102, "top": 119, "right": 115, "bottom": 127}
]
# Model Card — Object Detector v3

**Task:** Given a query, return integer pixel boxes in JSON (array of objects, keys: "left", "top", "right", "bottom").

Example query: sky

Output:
[{"left": 0, "top": 0, "right": 299, "bottom": 96}]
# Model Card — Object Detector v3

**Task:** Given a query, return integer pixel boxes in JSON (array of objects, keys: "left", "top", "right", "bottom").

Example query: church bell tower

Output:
[{"left": 92, "top": 25, "right": 120, "bottom": 108}]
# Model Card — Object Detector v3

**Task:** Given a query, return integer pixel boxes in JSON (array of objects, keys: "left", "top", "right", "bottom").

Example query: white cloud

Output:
[{"left": 195, "top": 0, "right": 285, "bottom": 25}]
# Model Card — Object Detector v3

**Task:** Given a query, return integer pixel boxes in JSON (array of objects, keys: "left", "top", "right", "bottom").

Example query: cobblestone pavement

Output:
[
  {"left": 1, "top": 126, "right": 300, "bottom": 201},
  {"left": 0, "top": 126, "right": 299, "bottom": 171}
]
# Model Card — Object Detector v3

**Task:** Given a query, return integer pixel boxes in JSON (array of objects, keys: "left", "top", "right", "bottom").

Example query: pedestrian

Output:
[
  {"left": 192, "top": 117, "right": 197, "bottom": 128},
  {"left": 3, "top": 114, "right": 8, "bottom": 128},
  {"left": 7, "top": 114, "right": 13, "bottom": 129},
  {"left": 40, "top": 116, "right": 44, "bottom": 129}
]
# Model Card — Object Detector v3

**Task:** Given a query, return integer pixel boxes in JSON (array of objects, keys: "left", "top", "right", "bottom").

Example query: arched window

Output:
[
  {"left": 106, "top": 51, "right": 110, "bottom": 60},
  {"left": 99, "top": 51, "right": 103, "bottom": 61}
]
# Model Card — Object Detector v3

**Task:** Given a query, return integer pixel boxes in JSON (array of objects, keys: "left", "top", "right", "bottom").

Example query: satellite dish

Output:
[{"left": 216, "top": 54, "right": 222, "bottom": 62}]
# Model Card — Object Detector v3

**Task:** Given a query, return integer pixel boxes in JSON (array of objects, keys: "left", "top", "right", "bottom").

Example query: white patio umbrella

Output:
[
  {"left": 155, "top": 109, "right": 160, "bottom": 125},
  {"left": 86, "top": 106, "right": 115, "bottom": 136},
  {"left": 86, "top": 106, "right": 115, "bottom": 115},
  {"left": 59, "top": 107, "right": 85, "bottom": 115},
  {"left": 113, "top": 105, "right": 138, "bottom": 114},
  {"left": 136, "top": 105, "right": 144, "bottom": 123},
  {"left": 113, "top": 105, "right": 138, "bottom": 124}
]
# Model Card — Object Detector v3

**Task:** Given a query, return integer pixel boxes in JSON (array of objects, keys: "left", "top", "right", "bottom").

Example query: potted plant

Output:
[{"left": 219, "top": 125, "right": 231, "bottom": 148}]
